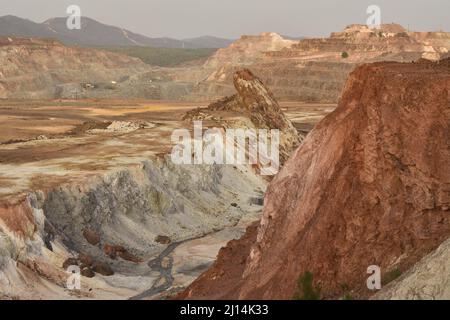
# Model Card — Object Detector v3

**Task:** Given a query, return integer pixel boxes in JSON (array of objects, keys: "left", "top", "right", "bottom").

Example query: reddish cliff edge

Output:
[{"left": 179, "top": 58, "right": 450, "bottom": 299}]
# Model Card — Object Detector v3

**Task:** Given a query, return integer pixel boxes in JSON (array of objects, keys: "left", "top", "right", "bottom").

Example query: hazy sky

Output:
[{"left": 1, "top": 0, "right": 448, "bottom": 39}]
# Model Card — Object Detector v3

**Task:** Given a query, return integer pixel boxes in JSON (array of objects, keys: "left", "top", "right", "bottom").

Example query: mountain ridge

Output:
[{"left": 0, "top": 15, "right": 234, "bottom": 48}]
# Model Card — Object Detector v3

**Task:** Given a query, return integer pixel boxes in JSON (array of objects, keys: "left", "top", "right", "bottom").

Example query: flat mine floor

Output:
[{"left": 0, "top": 99, "right": 335, "bottom": 203}]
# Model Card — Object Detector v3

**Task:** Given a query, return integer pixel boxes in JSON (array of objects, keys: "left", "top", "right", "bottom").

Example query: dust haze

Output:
[{"left": 0, "top": 0, "right": 449, "bottom": 38}]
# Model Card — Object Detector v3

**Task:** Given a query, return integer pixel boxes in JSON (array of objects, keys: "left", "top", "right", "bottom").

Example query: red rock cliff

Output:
[{"left": 179, "top": 58, "right": 450, "bottom": 299}]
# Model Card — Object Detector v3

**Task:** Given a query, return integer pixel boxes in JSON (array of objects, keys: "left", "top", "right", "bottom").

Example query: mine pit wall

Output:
[
  {"left": 0, "top": 157, "right": 266, "bottom": 298},
  {"left": 188, "top": 61, "right": 358, "bottom": 103}
]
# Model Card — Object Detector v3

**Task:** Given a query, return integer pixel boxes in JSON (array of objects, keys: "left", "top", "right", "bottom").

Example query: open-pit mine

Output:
[
  {"left": 0, "top": 93, "right": 332, "bottom": 299},
  {"left": 0, "top": 10, "right": 449, "bottom": 303}
]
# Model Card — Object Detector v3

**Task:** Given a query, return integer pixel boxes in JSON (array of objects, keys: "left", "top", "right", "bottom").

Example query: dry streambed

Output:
[
  {"left": 0, "top": 157, "right": 265, "bottom": 299},
  {"left": 0, "top": 100, "right": 331, "bottom": 299}
]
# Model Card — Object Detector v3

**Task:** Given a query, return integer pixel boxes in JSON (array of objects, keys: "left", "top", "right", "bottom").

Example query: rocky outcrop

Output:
[
  {"left": 179, "top": 58, "right": 450, "bottom": 300},
  {"left": 0, "top": 37, "right": 191, "bottom": 100},
  {"left": 373, "top": 237, "right": 450, "bottom": 300},
  {"left": 274, "top": 23, "right": 449, "bottom": 62},
  {"left": 188, "top": 25, "right": 450, "bottom": 102},
  {"left": 203, "top": 33, "right": 294, "bottom": 69},
  {"left": 83, "top": 229, "right": 100, "bottom": 246},
  {"left": 0, "top": 37, "right": 145, "bottom": 99},
  {"left": 0, "top": 156, "right": 266, "bottom": 299},
  {"left": 184, "top": 69, "right": 302, "bottom": 164},
  {"left": 103, "top": 244, "right": 141, "bottom": 263}
]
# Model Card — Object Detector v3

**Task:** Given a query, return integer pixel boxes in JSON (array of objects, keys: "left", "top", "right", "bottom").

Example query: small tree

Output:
[
  {"left": 293, "top": 271, "right": 321, "bottom": 300},
  {"left": 341, "top": 51, "right": 349, "bottom": 59}
]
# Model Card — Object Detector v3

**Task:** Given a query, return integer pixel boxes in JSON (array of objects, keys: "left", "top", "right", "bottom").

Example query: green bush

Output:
[
  {"left": 342, "top": 293, "right": 353, "bottom": 300},
  {"left": 341, "top": 51, "right": 349, "bottom": 59},
  {"left": 340, "top": 283, "right": 353, "bottom": 300},
  {"left": 293, "top": 271, "right": 321, "bottom": 300}
]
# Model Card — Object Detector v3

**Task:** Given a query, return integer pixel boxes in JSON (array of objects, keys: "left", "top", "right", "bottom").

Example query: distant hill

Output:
[
  {"left": 0, "top": 15, "right": 54, "bottom": 38},
  {"left": 181, "top": 36, "right": 234, "bottom": 49},
  {"left": 99, "top": 46, "right": 217, "bottom": 67},
  {"left": 0, "top": 15, "right": 233, "bottom": 48}
]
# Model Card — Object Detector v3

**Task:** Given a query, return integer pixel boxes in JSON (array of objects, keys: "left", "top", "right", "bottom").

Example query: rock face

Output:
[
  {"left": 203, "top": 33, "right": 294, "bottom": 69},
  {"left": 184, "top": 69, "right": 302, "bottom": 164},
  {"left": 188, "top": 25, "right": 450, "bottom": 102},
  {"left": 179, "top": 58, "right": 450, "bottom": 300},
  {"left": 83, "top": 229, "right": 100, "bottom": 246},
  {"left": 0, "top": 155, "right": 266, "bottom": 299},
  {"left": 0, "top": 37, "right": 191, "bottom": 100},
  {"left": 0, "top": 37, "right": 144, "bottom": 99},
  {"left": 373, "top": 237, "right": 450, "bottom": 300}
]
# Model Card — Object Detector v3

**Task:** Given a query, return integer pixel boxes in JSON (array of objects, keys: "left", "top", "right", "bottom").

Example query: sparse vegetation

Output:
[
  {"left": 341, "top": 51, "right": 349, "bottom": 59},
  {"left": 340, "top": 284, "right": 353, "bottom": 300},
  {"left": 99, "top": 46, "right": 217, "bottom": 67},
  {"left": 342, "top": 293, "right": 353, "bottom": 300},
  {"left": 382, "top": 268, "right": 402, "bottom": 285},
  {"left": 293, "top": 271, "right": 321, "bottom": 300}
]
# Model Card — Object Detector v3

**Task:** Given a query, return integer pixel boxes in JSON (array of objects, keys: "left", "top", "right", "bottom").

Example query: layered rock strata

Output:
[{"left": 180, "top": 58, "right": 450, "bottom": 300}]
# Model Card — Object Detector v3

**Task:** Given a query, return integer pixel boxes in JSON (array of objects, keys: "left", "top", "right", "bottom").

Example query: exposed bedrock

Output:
[
  {"left": 179, "top": 58, "right": 450, "bottom": 300},
  {"left": 184, "top": 69, "right": 302, "bottom": 165},
  {"left": 0, "top": 157, "right": 265, "bottom": 298},
  {"left": 0, "top": 37, "right": 191, "bottom": 100},
  {"left": 372, "top": 237, "right": 450, "bottom": 300},
  {"left": 188, "top": 24, "right": 450, "bottom": 103},
  {"left": 40, "top": 158, "right": 264, "bottom": 256}
]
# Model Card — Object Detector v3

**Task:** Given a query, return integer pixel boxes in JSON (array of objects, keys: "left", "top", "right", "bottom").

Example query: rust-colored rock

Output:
[
  {"left": 0, "top": 200, "right": 36, "bottom": 239},
  {"left": 83, "top": 229, "right": 100, "bottom": 246},
  {"left": 92, "top": 261, "right": 114, "bottom": 276},
  {"left": 80, "top": 267, "right": 95, "bottom": 278},
  {"left": 104, "top": 244, "right": 141, "bottom": 263},
  {"left": 118, "top": 250, "right": 142, "bottom": 263},
  {"left": 180, "top": 58, "right": 450, "bottom": 300},
  {"left": 103, "top": 244, "right": 119, "bottom": 259},
  {"left": 78, "top": 253, "right": 94, "bottom": 267},
  {"left": 155, "top": 235, "right": 172, "bottom": 245},
  {"left": 62, "top": 258, "right": 79, "bottom": 270}
]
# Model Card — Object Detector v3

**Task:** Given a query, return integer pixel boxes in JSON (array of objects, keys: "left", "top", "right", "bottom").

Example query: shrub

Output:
[
  {"left": 343, "top": 293, "right": 353, "bottom": 300},
  {"left": 340, "top": 283, "right": 353, "bottom": 300},
  {"left": 293, "top": 271, "right": 321, "bottom": 300},
  {"left": 341, "top": 51, "right": 349, "bottom": 59},
  {"left": 382, "top": 268, "right": 402, "bottom": 285}
]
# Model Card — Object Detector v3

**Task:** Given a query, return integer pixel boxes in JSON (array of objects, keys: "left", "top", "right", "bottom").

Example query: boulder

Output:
[
  {"left": 83, "top": 229, "right": 100, "bottom": 246},
  {"left": 62, "top": 258, "right": 79, "bottom": 270},
  {"left": 184, "top": 69, "right": 302, "bottom": 164},
  {"left": 155, "top": 235, "right": 172, "bottom": 245},
  {"left": 92, "top": 261, "right": 114, "bottom": 276}
]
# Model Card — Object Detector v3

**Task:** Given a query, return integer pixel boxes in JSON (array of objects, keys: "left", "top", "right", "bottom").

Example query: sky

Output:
[{"left": 0, "top": 0, "right": 448, "bottom": 39}]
